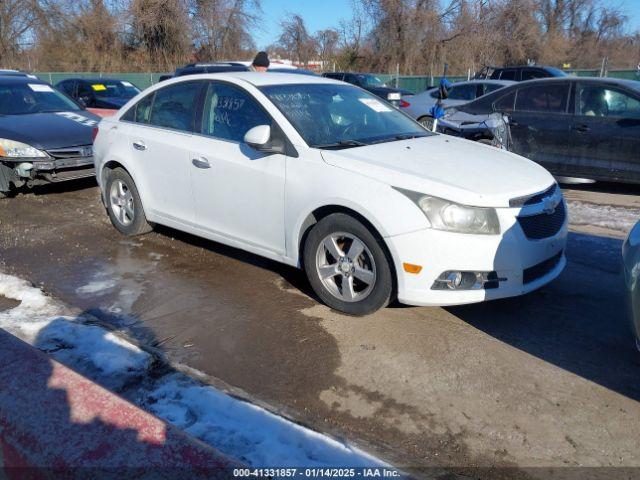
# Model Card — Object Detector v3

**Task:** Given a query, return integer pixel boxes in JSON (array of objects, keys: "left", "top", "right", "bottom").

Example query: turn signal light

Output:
[
  {"left": 403, "top": 263, "right": 422, "bottom": 274},
  {"left": 92, "top": 126, "right": 99, "bottom": 141},
  {"left": 399, "top": 100, "right": 411, "bottom": 108}
]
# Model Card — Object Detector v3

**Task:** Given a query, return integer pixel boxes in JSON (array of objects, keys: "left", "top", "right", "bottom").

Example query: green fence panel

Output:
[{"left": 32, "top": 69, "right": 640, "bottom": 95}]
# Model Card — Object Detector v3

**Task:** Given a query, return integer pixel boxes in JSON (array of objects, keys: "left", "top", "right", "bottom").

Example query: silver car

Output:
[
  {"left": 400, "top": 79, "right": 514, "bottom": 128},
  {"left": 623, "top": 220, "right": 640, "bottom": 351}
]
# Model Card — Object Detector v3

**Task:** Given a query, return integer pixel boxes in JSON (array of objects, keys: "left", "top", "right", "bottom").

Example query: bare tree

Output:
[
  {"left": 190, "top": 0, "right": 260, "bottom": 60},
  {"left": 277, "top": 13, "right": 317, "bottom": 66},
  {"left": 0, "top": 0, "right": 37, "bottom": 67}
]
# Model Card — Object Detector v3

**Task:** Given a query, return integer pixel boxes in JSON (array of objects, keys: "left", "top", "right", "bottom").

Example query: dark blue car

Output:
[
  {"left": 56, "top": 78, "right": 141, "bottom": 109},
  {"left": 0, "top": 77, "right": 100, "bottom": 198}
]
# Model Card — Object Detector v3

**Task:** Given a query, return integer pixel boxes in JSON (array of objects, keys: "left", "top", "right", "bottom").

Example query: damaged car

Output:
[
  {"left": 0, "top": 76, "right": 99, "bottom": 198},
  {"left": 437, "top": 77, "right": 640, "bottom": 184}
]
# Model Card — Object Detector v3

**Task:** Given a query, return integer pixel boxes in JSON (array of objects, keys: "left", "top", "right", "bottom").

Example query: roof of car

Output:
[
  {"left": 0, "top": 75, "right": 46, "bottom": 85},
  {"left": 60, "top": 78, "right": 132, "bottom": 83},
  {"left": 167, "top": 71, "right": 343, "bottom": 87},
  {"left": 516, "top": 76, "right": 640, "bottom": 88}
]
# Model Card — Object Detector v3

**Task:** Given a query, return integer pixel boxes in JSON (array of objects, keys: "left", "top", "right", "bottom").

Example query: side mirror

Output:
[{"left": 244, "top": 125, "right": 285, "bottom": 154}]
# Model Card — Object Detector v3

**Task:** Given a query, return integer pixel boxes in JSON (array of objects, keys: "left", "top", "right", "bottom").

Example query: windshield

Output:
[
  {"left": 356, "top": 74, "right": 386, "bottom": 87},
  {"left": 90, "top": 80, "right": 140, "bottom": 98},
  {"left": 0, "top": 82, "right": 81, "bottom": 115},
  {"left": 261, "top": 83, "right": 430, "bottom": 148}
]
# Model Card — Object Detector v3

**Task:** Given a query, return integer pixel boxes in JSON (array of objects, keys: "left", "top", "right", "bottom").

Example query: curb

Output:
[{"left": 0, "top": 328, "right": 243, "bottom": 479}]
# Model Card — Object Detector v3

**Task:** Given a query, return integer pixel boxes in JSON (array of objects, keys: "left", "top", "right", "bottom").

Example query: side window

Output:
[
  {"left": 148, "top": 82, "right": 201, "bottom": 131},
  {"left": 122, "top": 92, "right": 154, "bottom": 123},
  {"left": 484, "top": 83, "right": 506, "bottom": 95},
  {"left": 493, "top": 91, "right": 516, "bottom": 111},
  {"left": 500, "top": 69, "right": 518, "bottom": 81},
  {"left": 577, "top": 84, "right": 640, "bottom": 119},
  {"left": 78, "top": 82, "right": 93, "bottom": 97},
  {"left": 58, "top": 81, "right": 75, "bottom": 96},
  {"left": 521, "top": 68, "right": 548, "bottom": 81},
  {"left": 200, "top": 82, "right": 271, "bottom": 142},
  {"left": 447, "top": 84, "right": 477, "bottom": 100},
  {"left": 515, "top": 84, "right": 569, "bottom": 113}
]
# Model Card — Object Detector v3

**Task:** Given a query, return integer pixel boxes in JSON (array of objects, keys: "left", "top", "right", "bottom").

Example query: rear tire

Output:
[
  {"left": 303, "top": 213, "right": 393, "bottom": 316},
  {"left": 105, "top": 168, "right": 152, "bottom": 236}
]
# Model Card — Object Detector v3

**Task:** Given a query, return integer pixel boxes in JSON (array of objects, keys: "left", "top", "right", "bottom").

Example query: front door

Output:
[{"left": 189, "top": 81, "right": 286, "bottom": 255}]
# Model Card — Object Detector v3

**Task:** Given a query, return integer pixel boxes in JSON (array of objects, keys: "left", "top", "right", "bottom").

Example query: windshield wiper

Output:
[
  {"left": 369, "top": 134, "right": 428, "bottom": 145},
  {"left": 316, "top": 140, "right": 369, "bottom": 150}
]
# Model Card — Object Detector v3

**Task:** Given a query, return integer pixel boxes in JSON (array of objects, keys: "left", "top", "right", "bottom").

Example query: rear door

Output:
[
  {"left": 567, "top": 82, "right": 640, "bottom": 181},
  {"left": 507, "top": 82, "right": 572, "bottom": 172},
  {"left": 125, "top": 81, "right": 204, "bottom": 224}
]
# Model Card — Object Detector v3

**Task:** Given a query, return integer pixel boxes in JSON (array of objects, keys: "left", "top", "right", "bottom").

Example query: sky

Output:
[{"left": 253, "top": 0, "right": 640, "bottom": 49}]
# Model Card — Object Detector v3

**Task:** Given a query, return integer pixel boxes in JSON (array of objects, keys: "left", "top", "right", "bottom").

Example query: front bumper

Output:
[{"left": 387, "top": 203, "right": 568, "bottom": 306}]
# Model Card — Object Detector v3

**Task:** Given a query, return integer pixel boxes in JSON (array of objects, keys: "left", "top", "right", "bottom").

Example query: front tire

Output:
[
  {"left": 303, "top": 213, "right": 393, "bottom": 316},
  {"left": 105, "top": 168, "right": 152, "bottom": 236}
]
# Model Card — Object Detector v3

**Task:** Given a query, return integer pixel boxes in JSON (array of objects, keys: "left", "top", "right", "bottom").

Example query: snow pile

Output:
[
  {"left": 146, "top": 374, "right": 384, "bottom": 467},
  {"left": 567, "top": 200, "right": 640, "bottom": 233},
  {"left": 0, "top": 273, "right": 152, "bottom": 390},
  {"left": 0, "top": 271, "right": 387, "bottom": 468}
]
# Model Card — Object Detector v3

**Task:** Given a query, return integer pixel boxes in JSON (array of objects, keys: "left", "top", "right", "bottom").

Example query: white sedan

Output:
[
  {"left": 93, "top": 73, "right": 567, "bottom": 315},
  {"left": 401, "top": 79, "right": 515, "bottom": 128}
]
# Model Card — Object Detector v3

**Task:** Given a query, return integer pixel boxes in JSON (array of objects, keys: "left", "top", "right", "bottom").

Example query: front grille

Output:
[
  {"left": 517, "top": 200, "right": 566, "bottom": 240},
  {"left": 523, "top": 251, "right": 563, "bottom": 284},
  {"left": 510, "top": 184, "right": 558, "bottom": 207},
  {"left": 46, "top": 145, "right": 93, "bottom": 159}
]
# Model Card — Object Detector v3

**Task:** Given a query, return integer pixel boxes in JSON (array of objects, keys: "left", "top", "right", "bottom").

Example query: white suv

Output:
[{"left": 94, "top": 73, "right": 568, "bottom": 315}]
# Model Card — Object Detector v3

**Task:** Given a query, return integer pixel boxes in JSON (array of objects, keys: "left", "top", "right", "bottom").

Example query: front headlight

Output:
[
  {"left": 394, "top": 187, "right": 501, "bottom": 235},
  {"left": 0, "top": 139, "right": 47, "bottom": 158}
]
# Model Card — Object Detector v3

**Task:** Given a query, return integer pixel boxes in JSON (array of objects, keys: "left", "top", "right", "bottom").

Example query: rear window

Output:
[
  {"left": 148, "top": 82, "right": 201, "bottom": 131},
  {"left": 493, "top": 91, "right": 516, "bottom": 111}
]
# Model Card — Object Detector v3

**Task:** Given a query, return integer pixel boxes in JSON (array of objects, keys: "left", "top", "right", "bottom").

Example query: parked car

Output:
[
  {"left": 623, "top": 220, "right": 640, "bottom": 351},
  {"left": 94, "top": 72, "right": 567, "bottom": 315},
  {"left": 438, "top": 77, "right": 640, "bottom": 184},
  {"left": 172, "top": 62, "right": 249, "bottom": 78},
  {"left": 322, "top": 72, "right": 411, "bottom": 107},
  {"left": 56, "top": 78, "right": 141, "bottom": 109},
  {"left": 474, "top": 65, "right": 568, "bottom": 81},
  {"left": 400, "top": 79, "right": 515, "bottom": 128},
  {"left": 0, "top": 76, "right": 99, "bottom": 198},
  {"left": 269, "top": 67, "right": 318, "bottom": 76},
  {"left": 0, "top": 69, "right": 38, "bottom": 79}
]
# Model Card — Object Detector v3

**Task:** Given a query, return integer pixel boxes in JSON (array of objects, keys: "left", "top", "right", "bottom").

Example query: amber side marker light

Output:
[{"left": 403, "top": 263, "right": 423, "bottom": 274}]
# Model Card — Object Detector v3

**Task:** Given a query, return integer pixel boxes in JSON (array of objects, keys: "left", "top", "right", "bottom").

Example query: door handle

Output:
[
  {"left": 132, "top": 141, "right": 146, "bottom": 151},
  {"left": 192, "top": 157, "right": 211, "bottom": 169},
  {"left": 571, "top": 124, "right": 590, "bottom": 133}
]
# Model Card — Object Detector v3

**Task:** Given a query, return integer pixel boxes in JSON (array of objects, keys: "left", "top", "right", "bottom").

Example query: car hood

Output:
[
  {"left": 0, "top": 111, "right": 99, "bottom": 150},
  {"left": 320, "top": 135, "right": 555, "bottom": 208}
]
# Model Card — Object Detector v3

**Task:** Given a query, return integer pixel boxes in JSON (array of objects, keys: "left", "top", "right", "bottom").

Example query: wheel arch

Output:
[{"left": 296, "top": 204, "right": 398, "bottom": 296}]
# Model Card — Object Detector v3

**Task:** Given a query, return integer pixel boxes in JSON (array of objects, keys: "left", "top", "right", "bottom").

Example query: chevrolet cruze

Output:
[{"left": 93, "top": 73, "right": 568, "bottom": 315}]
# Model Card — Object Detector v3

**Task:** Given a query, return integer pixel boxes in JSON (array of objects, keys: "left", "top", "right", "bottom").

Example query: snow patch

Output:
[
  {"left": 567, "top": 200, "right": 640, "bottom": 234},
  {"left": 145, "top": 374, "right": 386, "bottom": 468}
]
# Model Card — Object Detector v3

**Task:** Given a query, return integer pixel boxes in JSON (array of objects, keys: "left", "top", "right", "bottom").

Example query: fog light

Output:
[{"left": 431, "top": 270, "right": 506, "bottom": 290}]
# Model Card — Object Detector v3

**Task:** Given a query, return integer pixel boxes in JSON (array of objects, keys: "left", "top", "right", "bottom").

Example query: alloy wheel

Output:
[{"left": 315, "top": 232, "right": 377, "bottom": 302}]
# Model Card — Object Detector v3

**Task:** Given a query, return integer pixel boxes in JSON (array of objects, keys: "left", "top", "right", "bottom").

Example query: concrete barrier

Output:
[{"left": 0, "top": 329, "right": 242, "bottom": 479}]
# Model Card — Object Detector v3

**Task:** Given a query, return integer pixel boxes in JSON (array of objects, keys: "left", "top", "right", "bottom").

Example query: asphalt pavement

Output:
[{"left": 0, "top": 179, "right": 639, "bottom": 479}]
